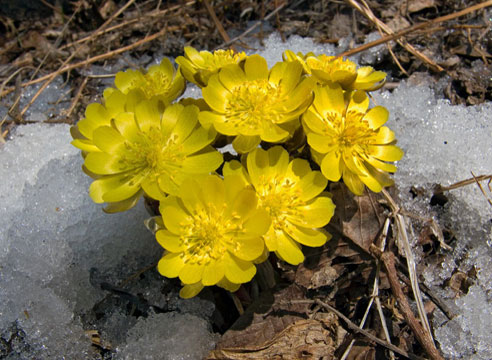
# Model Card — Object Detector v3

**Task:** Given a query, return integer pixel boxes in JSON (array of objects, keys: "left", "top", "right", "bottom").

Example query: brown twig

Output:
[
  {"left": 434, "top": 174, "right": 492, "bottom": 193},
  {"left": 339, "top": 0, "right": 492, "bottom": 58},
  {"left": 215, "top": 2, "right": 287, "bottom": 49},
  {"left": 64, "top": 77, "right": 88, "bottom": 120},
  {"left": 202, "top": 0, "right": 236, "bottom": 51},
  {"left": 371, "top": 248, "right": 445, "bottom": 360},
  {"left": 1, "top": 28, "right": 168, "bottom": 98},
  {"left": 59, "top": 1, "right": 195, "bottom": 51},
  {"left": 311, "top": 299, "right": 425, "bottom": 360},
  {"left": 471, "top": 172, "right": 492, "bottom": 208}
]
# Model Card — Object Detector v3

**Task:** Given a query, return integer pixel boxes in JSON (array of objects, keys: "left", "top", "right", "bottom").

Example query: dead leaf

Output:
[
  {"left": 401, "top": 0, "right": 436, "bottom": 14},
  {"left": 208, "top": 317, "right": 338, "bottom": 360},
  {"left": 216, "top": 284, "right": 310, "bottom": 349},
  {"left": 329, "top": 183, "right": 385, "bottom": 253}
]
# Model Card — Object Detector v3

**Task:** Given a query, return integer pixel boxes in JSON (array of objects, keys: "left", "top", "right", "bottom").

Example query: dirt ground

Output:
[{"left": 0, "top": 1, "right": 491, "bottom": 359}]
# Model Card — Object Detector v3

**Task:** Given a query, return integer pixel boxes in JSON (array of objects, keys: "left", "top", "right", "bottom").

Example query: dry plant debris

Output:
[{"left": 1, "top": 1, "right": 491, "bottom": 359}]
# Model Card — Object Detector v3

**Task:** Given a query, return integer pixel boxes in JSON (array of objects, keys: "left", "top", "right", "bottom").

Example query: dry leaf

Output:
[
  {"left": 216, "top": 284, "right": 310, "bottom": 349},
  {"left": 329, "top": 183, "right": 385, "bottom": 253},
  {"left": 208, "top": 317, "right": 338, "bottom": 360}
]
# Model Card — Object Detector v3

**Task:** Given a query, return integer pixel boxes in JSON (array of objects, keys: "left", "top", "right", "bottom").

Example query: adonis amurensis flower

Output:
[
  {"left": 283, "top": 50, "right": 386, "bottom": 91},
  {"left": 114, "top": 58, "right": 185, "bottom": 104},
  {"left": 156, "top": 175, "right": 270, "bottom": 298},
  {"left": 224, "top": 147, "right": 335, "bottom": 265},
  {"left": 176, "top": 47, "right": 247, "bottom": 87},
  {"left": 303, "top": 83, "right": 403, "bottom": 195},
  {"left": 81, "top": 102, "right": 223, "bottom": 212},
  {"left": 199, "top": 55, "right": 315, "bottom": 153}
]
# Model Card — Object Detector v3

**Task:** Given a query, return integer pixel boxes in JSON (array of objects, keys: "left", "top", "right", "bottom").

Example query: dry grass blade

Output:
[
  {"left": 345, "top": 0, "right": 444, "bottom": 72},
  {"left": 339, "top": 0, "right": 492, "bottom": 58},
  {"left": 471, "top": 172, "right": 492, "bottom": 208},
  {"left": 216, "top": 2, "right": 287, "bottom": 49},
  {"left": 203, "top": 0, "right": 235, "bottom": 51},
  {"left": 312, "top": 299, "right": 425, "bottom": 360},
  {"left": 381, "top": 189, "right": 434, "bottom": 343},
  {"left": 1, "top": 28, "right": 168, "bottom": 99},
  {"left": 435, "top": 174, "right": 492, "bottom": 193},
  {"left": 341, "top": 217, "right": 395, "bottom": 360}
]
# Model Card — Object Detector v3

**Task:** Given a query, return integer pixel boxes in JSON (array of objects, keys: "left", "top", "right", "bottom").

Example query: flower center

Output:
[
  {"left": 224, "top": 80, "right": 282, "bottom": 132},
  {"left": 140, "top": 71, "right": 172, "bottom": 98},
  {"left": 308, "top": 55, "right": 356, "bottom": 75},
  {"left": 331, "top": 111, "right": 376, "bottom": 155},
  {"left": 209, "top": 50, "right": 243, "bottom": 70},
  {"left": 119, "top": 127, "right": 185, "bottom": 181},
  {"left": 180, "top": 205, "right": 241, "bottom": 265},
  {"left": 256, "top": 176, "right": 303, "bottom": 230}
]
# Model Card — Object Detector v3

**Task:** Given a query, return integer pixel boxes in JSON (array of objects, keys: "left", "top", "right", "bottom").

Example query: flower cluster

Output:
[{"left": 72, "top": 46, "right": 402, "bottom": 297}]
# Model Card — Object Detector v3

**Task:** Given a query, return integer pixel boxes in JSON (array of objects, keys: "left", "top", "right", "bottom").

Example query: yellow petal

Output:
[
  {"left": 246, "top": 147, "right": 269, "bottom": 188},
  {"left": 267, "top": 146, "right": 290, "bottom": 178},
  {"left": 157, "top": 252, "right": 185, "bottom": 278},
  {"left": 182, "top": 150, "right": 223, "bottom": 173},
  {"left": 365, "top": 156, "right": 397, "bottom": 173},
  {"left": 296, "top": 170, "right": 327, "bottom": 201},
  {"left": 320, "top": 151, "right": 342, "bottom": 181},
  {"left": 202, "top": 260, "right": 225, "bottom": 286},
  {"left": 78, "top": 103, "right": 111, "bottom": 139},
  {"left": 102, "top": 176, "right": 143, "bottom": 202},
  {"left": 92, "top": 126, "right": 126, "bottom": 154},
  {"left": 115, "top": 69, "right": 144, "bottom": 94},
  {"left": 284, "top": 223, "right": 329, "bottom": 247},
  {"left": 180, "top": 282, "right": 204, "bottom": 298},
  {"left": 259, "top": 122, "right": 290, "bottom": 143},
  {"left": 199, "top": 174, "right": 226, "bottom": 208},
  {"left": 135, "top": 99, "right": 161, "bottom": 133},
  {"left": 223, "top": 161, "right": 249, "bottom": 186},
  {"left": 307, "top": 133, "right": 335, "bottom": 153},
  {"left": 217, "top": 277, "right": 241, "bottom": 292},
  {"left": 263, "top": 226, "right": 279, "bottom": 251},
  {"left": 113, "top": 112, "right": 140, "bottom": 143},
  {"left": 369, "top": 145, "right": 404, "bottom": 162},
  {"left": 244, "top": 55, "right": 269, "bottom": 81},
  {"left": 232, "top": 135, "right": 261, "bottom": 154},
  {"left": 230, "top": 236, "right": 265, "bottom": 261},
  {"left": 84, "top": 152, "right": 127, "bottom": 174},
  {"left": 71, "top": 139, "right": 99, "bottom": 153},
  {"left": 229, "top": 188, "right": 258, "bottom": 220},
  {"left": 161, "top": 203, "right": 191, "bottom": 234},
  {"left": 179, "top": 263, "right": 205, "bottom": 284},
  {"left": 202, "top": 75, "right": 229, "bottom": 112},
  {"left": 171, "top": 104, "right": 199, "bottom": 142},
  {"left": 218, "top": 64, "right": 247, "bottom": 89},
  {"left": 342, "top": 169, "right": 365, "bottom": 195},
  {"left": 374, "top": 126, "right": 396, "bottom": 144},
  {"left": 102, "top": 191, "right": 142, "bottom": 213},
  {"left": 362, "top": 106, "right": 389, "bottom": 130},
  {"left": 281, "top": 77, "right": 315, "bottom": 112},
  {"left": 313, "top": 83, "right": 345, "bottom": 117},
  {"left": 224, "top": 253, "right": 256, "bottom": 284},
  {"left": 242, "top": 208, "right": 271, "bottom": 237},
  {"left": 347, "top": 90, "right": 369, "bottom": 115},
  {"left": 275, "top": 232, "right": 304, "bottom": 265},
  {"left": 141, "top": 177, "right": 166, "bottom": 200},
  {"left": 156, "top": 229, "right": 184, "bottom": 252},
  {"left": 287, "top": 196, "right": 335, "bottom": 228},
  {"left": 196, "top": 109, "right": 220, "bottom": 129}
]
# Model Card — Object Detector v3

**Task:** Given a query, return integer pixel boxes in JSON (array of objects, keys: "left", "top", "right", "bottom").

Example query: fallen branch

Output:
[{"left": 370, "top": 248, "right": 445, "bottom": 360}]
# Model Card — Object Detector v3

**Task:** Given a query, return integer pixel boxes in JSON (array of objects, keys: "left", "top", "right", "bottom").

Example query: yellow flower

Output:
[
  {"left": 176, "top": 46, "right": 247, "bottom": 87},
  {"left": 114, "top": 58, "right": 185, "bottom": 104},
  {"left": 199, "top": 55, "right": 315, "bottom": 154},
  {"left": 303, "top": 83, "right": 404, "bottom": 195},
  {"left": 224, "top": 147, "right": 335, "bottom": 265},
  {"left": 71, "top": 89, "right": 145, "bottom": 154},
  {"left": 283, "top": 50, "right": 386, "bottom": 91},
  {"left": 156, "top": 175, "right": 270, "bottom": 298},
  {"left": 83, "top": 102, "right": 223, "bottom": 212}
]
